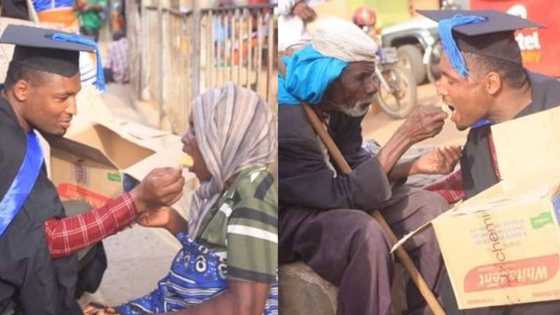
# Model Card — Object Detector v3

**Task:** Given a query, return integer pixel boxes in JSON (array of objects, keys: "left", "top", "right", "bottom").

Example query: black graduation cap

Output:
[
  {"left": 0, "top": 25, "right": 105, "bottom": 90},
  {"left": 418, "top": 10, "right": 542, "bottom": 68}
]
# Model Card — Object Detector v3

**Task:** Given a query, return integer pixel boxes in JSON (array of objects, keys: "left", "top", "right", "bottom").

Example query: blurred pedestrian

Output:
[
  {"left": 76, "top": 0, "right": 107, "bottom": 41},
  {"left": 103, "top": 31, "right": 128, "bottom": 84}
]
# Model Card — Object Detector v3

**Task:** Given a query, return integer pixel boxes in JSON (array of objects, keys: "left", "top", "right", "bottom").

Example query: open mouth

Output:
[
  {"left": 446, "top": 103, "right": 458, "bottom": 122},
  {"left": 440, "top": 99, "right": 457, "bottom": 122},
  {"left": 359, "top": 102, "right": 371, "bottom": 110},
  {"left": 442, "top": 98, "right": 455, "bottom": 112},
  {"left": 358, "top": 98, "right": 375, "bottom": 109}
]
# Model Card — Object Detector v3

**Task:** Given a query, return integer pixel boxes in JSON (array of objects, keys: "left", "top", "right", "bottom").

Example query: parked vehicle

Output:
[
  {"left": 380, "top": 16, "right": 439, "bottom": 85},
  {"left": 374, "top": 47, "right": 417, "bottom": 119}
]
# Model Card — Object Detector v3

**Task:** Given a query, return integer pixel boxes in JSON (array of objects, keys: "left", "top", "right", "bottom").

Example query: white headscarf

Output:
[
  {"left": 310, "top": 17, "right": 379, "bottom": 62},
  {"left": 188, "top": 83, "right": 277, "bottom": 236}
]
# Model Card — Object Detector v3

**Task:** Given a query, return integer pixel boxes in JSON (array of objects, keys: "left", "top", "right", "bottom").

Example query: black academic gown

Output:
[
  {"left": 0, "top": 96, "right": 82, "bottom": 315},
  {"left": 440, "top": 72, "right": 560, "bottom": 314}
]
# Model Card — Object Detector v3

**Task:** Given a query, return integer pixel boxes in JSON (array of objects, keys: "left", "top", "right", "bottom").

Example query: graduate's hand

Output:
[
  {"left": 130, "top": 167, "right": 184, "bottom": 213},
  {"left": 292, "top": 1, "right": 316, "bottom": 22},
  {"left": 410, "top": 146, "right": 462, "bottom": 175},
  {"left": 397, "top": 106, "right": 448, "bottom": 144}
]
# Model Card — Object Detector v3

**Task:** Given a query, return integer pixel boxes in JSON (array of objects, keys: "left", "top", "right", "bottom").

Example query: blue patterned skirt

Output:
[{"left": 115, "top": 233, "right": 278, "bottom": 315}]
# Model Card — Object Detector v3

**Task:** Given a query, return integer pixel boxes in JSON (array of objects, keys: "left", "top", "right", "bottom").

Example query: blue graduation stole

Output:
[
  {"left": 0, "top": 132, "right": 44, "bottom": 237},
  {"left": 472, "top": 118, "right": 492, "bottom": 129}
]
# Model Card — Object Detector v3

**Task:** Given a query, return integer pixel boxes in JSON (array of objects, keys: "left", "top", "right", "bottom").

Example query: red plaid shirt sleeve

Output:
[
  {"left": 44, "top": 193, "right": 138, "bottom": 258},
  {"left": 425, "top": 169, "right": 466, "bottom": 203},
  {"left": 425, "top": 130, "right": 500, "bottom": 204}
]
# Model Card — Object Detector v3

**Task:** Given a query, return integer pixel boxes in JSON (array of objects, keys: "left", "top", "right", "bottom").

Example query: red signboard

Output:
[{"left": 470, "top": 0, "right": 560, "bottom": 77}]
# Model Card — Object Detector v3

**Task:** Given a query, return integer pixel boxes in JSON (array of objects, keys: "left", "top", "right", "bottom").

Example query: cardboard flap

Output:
[
  {"left": 124, "top": 147, "right": 183, "bottom": 180},
  {"left": 47, "top": 131, "right": 116, "bottom": 167},
  {"left": 47, "top": 123, "right": 154, "bottom": 169},
  {"left": 94, "top": 125, "right": 154, "bottom": 169},
  {"left": 451, "top": 182, "right": 555, "bottom": 215},
  {"left": 492, "top": 106, "right": 560, "bottom": 183}
]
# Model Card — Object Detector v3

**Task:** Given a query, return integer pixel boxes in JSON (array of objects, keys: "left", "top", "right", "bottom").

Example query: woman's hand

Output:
[
  {"left": 137, "top": 207, "right": 175, "bottom": 229},
  {"left": 137, "top": 207, "right": 189, "bottom": 235}
]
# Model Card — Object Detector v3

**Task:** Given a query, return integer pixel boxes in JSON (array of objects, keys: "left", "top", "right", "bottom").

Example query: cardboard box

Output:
[
  {"left": 434, "top": 181, "right": 560, "bottom": 309},
  {"left": 398, "top": 106, "right": 560, "bottom": 309},
  {"left": 48, "top": 123, "right": 155, "bottom": 208}
]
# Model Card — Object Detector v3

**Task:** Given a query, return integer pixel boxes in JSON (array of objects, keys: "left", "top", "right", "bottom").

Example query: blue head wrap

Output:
[
  {"left": 50, "top": 33, "right": 107, "bottom": 92},
  {"left": 278, "top": 45, "right": 348, "bottom": 106},
  {"left": 438, "top": 14, "right": 487, "bottom": 78}
]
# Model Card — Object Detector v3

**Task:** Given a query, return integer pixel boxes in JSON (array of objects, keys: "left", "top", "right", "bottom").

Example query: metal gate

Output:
[{"left": 127, "top": 0, "right": 276, "bottom": 134}]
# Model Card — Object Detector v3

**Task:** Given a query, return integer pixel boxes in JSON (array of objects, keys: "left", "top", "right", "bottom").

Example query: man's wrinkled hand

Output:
[
  {"left": 398, "top": 106, "right": 448, "bottom": 144},
  {"left": 410, "top": 146, "right": 462, "bottom": 175},
  {"left": 130, "top": 167, "right": 184, "bottom": 213},
  {"left": 292, "top": 1, "right": 316, "bottom": 22}
]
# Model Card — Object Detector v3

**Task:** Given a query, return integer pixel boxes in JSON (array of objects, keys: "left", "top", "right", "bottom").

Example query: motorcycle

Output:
[
  {"left": 374, "top": 47, "right": 418, "bottom": 119},
  {"left": 426, "top": 38, "right": 443, "bottom": 85}
]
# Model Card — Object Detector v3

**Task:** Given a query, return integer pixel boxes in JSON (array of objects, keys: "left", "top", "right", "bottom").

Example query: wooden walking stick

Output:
[{"left": 302, "top": 103, "right": 446, "bottom": 315}]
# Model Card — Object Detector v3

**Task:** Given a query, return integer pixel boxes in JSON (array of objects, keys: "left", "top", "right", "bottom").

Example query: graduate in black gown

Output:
[
  {"left": 420, "top": 10, "right": 560, "bottom": 314},
  {"left": 0, "top": 25, "right": 185, "bottom": 314}
]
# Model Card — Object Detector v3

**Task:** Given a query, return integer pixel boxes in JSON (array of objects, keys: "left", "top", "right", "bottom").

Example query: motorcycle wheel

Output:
[{"left": 376, "top": 65, "right": 417, "bottom": 119}]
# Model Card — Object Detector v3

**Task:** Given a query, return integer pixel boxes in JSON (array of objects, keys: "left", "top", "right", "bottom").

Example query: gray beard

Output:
[
  {"left": 320, "top": 99, "right": 371, "bottom": 117},
  {"left": 340, "top": 103, "right": 371, "bottom": 117}
]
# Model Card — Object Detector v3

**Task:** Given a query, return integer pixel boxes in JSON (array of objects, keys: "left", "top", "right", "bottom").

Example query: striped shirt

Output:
[{"left": 195, "top": 166, "right": 277, "bottom": 283}]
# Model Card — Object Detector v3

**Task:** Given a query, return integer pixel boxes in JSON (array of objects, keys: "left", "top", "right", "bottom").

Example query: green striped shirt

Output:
[{"left": 195, "top": 166, "right": 277, "bottom": 283}]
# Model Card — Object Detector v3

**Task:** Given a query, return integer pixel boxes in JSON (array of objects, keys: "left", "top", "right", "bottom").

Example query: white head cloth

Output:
[
  {"left": 310, "top": 17, "right": 379, "bottom": 62},
  {"left": 188, "top": 82, "right": 277, "bottom": 236}
]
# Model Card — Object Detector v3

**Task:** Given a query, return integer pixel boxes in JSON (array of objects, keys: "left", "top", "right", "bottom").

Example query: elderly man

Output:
[
  {"left": 278, "top": 18, "right": 457, "bottom": 315},
  {"left": 420, "top": 10, "right": 560, "bottom": 315}
]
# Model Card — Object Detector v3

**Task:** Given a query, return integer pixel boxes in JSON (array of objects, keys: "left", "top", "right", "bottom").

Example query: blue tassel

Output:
[
  {"left": 50, "top": 33, "right": 107, "bottom": 92},
  {"left": 438, "top": 15, "right": 486, "bottom": 78}
]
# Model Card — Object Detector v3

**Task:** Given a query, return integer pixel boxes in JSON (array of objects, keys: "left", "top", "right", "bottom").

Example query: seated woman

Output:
[{"left": 86, "top": 83, "right": 277, "bottom": 315}]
